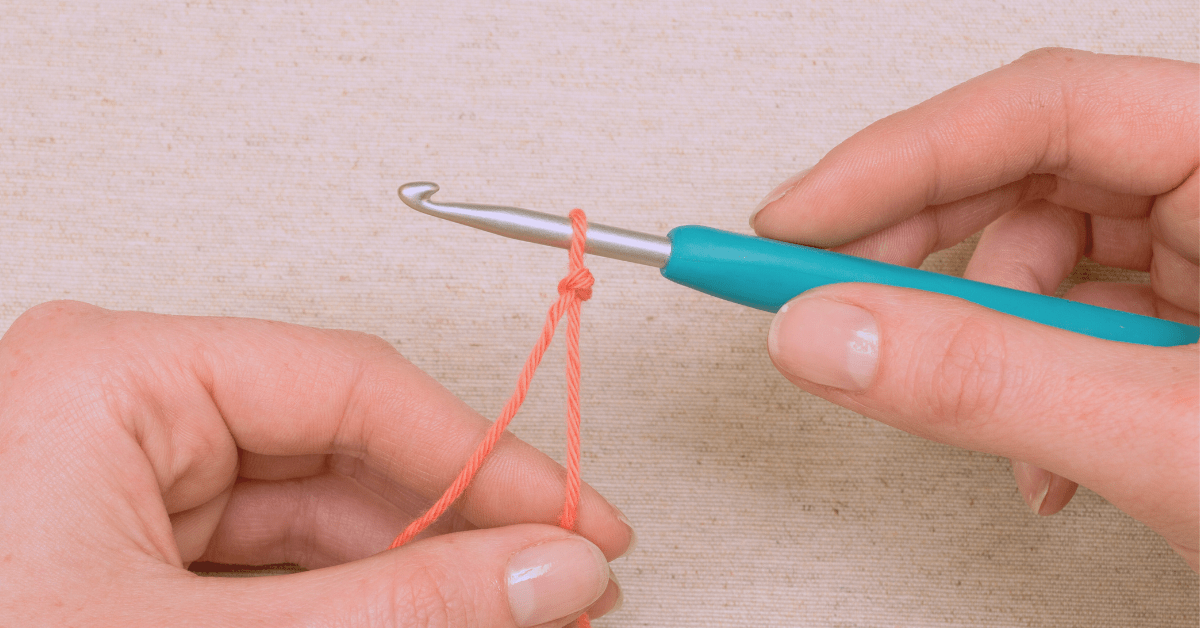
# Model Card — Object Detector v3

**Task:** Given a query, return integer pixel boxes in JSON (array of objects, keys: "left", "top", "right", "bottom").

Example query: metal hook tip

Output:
[
  {"left": 394, "top": 180, "right": 672, "bottom": 267},
  {"left": 398, "top": 181, "right": 440, "bottom": 207}
]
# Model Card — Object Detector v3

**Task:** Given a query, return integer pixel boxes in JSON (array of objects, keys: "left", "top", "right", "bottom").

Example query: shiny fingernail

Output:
[
  {"left": 750, "top": 167, "right": 812, "bottom": 230},
  {"left": 616, "top": 511, "right": 637, "bottom": 557},
  {"left": 768, "top": 296, "right": 879, "bottom": 391},
  {"left": 506, "top": 537, "right": 610, "bottom": 627},
  {"left": 586, "top": 569, "right": 624, "bottom": 619},
  {"left": 1013, "top": 461, "right": 1052, "bottom": 515}
]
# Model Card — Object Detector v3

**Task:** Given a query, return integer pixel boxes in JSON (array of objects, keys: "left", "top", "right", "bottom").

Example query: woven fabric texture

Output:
[{"left": 1, "top": 2, "right": 1196, "bottom": 626}]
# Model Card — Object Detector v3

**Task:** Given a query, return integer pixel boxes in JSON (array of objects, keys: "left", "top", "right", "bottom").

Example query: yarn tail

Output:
[{"left": 388, "top": 209, "right": 597, "bottom": 626}]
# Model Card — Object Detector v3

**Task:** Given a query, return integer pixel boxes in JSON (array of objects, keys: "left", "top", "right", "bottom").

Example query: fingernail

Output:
[
  {"left": 768, "top": 296, "right": 879, "bottom": 391},
  {"left": 506, "top": 537, "right": 610, "bottom": 627},
  {"left": 1013, "top": 461, "right": 1052, "bottom": 515},
  {"left": 586, "top": 569, "right": 624, "bottom": 619},
  {"left": 616, "top": 512, "right": 637, "bottom": 557},
  {"left": 1029, "top": 479, "right": 1050, "bottom": 515},
  {"left": 750, "top": 167, "right": 812, "bottom": 229}
]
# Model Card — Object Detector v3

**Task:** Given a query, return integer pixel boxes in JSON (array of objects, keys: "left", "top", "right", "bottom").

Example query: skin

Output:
[
  {"left": 754, "top": 48, "right": 1198, "bottom": 569},
  {"left": 0, "top": 46, "right": 1193, "bottom": 625},
  {"left": 0, "top": 301, "right": 630, "bottom": 626}
]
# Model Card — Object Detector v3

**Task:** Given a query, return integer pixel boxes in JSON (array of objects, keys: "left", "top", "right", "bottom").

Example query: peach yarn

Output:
[{"left": 388, "top": 209, "right": 595, "bottom": 626}]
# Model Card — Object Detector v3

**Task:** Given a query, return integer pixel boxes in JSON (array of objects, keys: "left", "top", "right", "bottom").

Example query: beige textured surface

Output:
[{"left": 1, "top": 2, "right": 1197, "bottom": 626}]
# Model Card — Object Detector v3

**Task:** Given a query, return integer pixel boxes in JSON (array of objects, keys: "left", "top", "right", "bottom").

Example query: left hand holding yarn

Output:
[{"left": 0, "top": 301, "right": 629, "bottom": 627}]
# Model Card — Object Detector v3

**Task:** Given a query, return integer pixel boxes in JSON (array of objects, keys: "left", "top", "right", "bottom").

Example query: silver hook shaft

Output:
[{"left": 398, "top": 182, "right": 672, "bottom": 268}]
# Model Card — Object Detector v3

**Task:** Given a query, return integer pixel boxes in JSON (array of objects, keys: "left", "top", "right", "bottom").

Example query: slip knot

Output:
[
  {"left": 391, "top": 206, "right": 596, "bottom": 627},
  {"left": 557, "top": 267, "right": 594, "bottom": 301}
]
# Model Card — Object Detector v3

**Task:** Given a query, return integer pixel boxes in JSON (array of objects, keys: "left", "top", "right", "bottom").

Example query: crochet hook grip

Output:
[{"left": 660, "top": 225, "right": 1200, "bottom": 347}]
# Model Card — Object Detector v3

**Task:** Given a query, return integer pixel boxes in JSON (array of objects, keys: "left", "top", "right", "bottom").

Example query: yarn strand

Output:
[{"left": 388, "top": 209, "right": 595, "bottom": 627}]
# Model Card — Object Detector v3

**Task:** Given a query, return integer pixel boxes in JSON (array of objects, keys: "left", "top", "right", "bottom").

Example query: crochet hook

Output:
[{"left": 398, "top": 182, "right": 1200, "bottom": 347}]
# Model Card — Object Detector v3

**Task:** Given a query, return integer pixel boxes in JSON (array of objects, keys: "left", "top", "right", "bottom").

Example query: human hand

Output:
[
  {"left": 0, "top": 301, "right": 630, "bottom": 626},
  {"left": 751, "top": 48, "right": 1198, "bottom": 569}
]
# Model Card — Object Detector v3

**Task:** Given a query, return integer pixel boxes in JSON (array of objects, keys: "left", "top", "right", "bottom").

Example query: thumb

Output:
[
  {"left": 767, "top": 284, "right": 1199, "bottom": 555},
  {"left": 189, "top": 524, "right": 618, "bottom": 628}
]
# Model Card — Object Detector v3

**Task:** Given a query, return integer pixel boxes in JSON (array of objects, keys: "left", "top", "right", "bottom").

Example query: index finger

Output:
[
  {"left": 3, "top": 302, "right": 631, "bottom": 560},
  {"left": 197, "top": 315, "right": 633, "bottom": 559},
  {"left": 752, "top": 48, "right": 1199, "bottom": 247}
]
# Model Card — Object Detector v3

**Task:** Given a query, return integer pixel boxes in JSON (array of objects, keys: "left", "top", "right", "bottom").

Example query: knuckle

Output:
[
  {"left": 0, "top": 302, "right": 128, "bottom": 437},
  {"left": 1015, "top": 46, "right": 1082, "bottom": 68},
  {"left": 386, "top": 561, "right": 474, "bottom": 628},
  {"left": 354, "top": 330, "right": 397, "bottom": 352},
  {"left": 1, "top": 301, "right": 110, "bottom": 378},
  {"left": 331, "top": 328, "right": 402, "bottom": 358},
  {"left": 360, "top": 332, "right": 401, "bottom": 356},
  {"left": 325, "top": 331, "right": 415, "bottom": 453},
  {"left": 3, "top": 300, "right": 98, "bottom": 345},
  {"left": 912, "top": 315, "right": 1016, "bottom": 432}
]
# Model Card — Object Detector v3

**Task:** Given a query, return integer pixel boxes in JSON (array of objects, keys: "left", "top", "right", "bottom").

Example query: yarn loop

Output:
[{"left": 388, "top": 208, "right": 596, "bottom": 627}]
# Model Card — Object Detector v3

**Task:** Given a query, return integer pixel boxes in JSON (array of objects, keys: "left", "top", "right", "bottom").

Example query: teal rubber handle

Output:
[{"left": 660, "top": 225, "right": 1200, "bottom": 347}]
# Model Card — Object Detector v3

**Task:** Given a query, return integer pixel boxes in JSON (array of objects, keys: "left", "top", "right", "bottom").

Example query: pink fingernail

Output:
[
  {"left": 615, "top": 511, "right": 637, "bottom": 558},
  {"left": 506, "top": 538, "right": 610, "bottom": 627},
  {"left": 768, "top": 296, "right": 879, "bottom": 391},
  {"left": 586, "top": 569, "right": 624, "bottom": 619},
  {"left": 750, "top": 167, "right": 812, "bottom": 230},
  {"left": 1013, "top": 461, "right": 1053, "bottom": 515}
]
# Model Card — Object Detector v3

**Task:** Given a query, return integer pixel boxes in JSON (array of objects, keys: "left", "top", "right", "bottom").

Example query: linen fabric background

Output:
[{"left": 1, "top": 2, "right": 1196, "bottom": 626}]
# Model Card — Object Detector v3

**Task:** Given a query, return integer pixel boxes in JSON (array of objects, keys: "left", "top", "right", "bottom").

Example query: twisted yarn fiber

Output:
[{"left": 389, "top": 209, "right": 596, "bottom": 626}]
